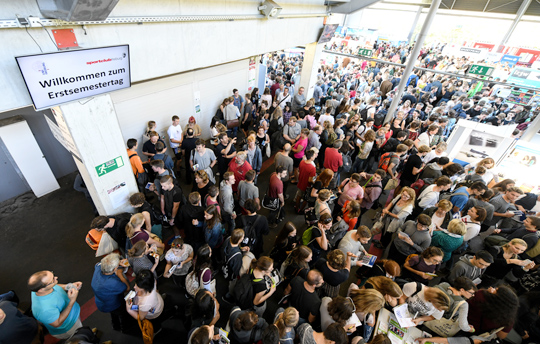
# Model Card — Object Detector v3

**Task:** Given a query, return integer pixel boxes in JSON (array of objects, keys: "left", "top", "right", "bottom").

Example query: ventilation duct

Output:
[{"left": 36, "top": 0, "right": 120, "bottom": 22}]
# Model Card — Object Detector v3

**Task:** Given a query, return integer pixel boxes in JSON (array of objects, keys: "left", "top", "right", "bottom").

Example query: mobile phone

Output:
[
  {"left": 145, "top": 182, "right": 153, "bottom": 190},
  {"left": 131, "top": 304, "right": 139, "bottom": 311}
]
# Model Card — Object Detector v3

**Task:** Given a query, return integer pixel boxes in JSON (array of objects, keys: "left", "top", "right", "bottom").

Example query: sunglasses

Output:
[{"left": 171, "top": 244, "right": 183, "bottom": 249}]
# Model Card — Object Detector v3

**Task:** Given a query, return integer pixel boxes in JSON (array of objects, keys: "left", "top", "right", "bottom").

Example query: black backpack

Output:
[
  {"left": 232, "top": 273, "right": 257, "bottom": 310},
  {"left": 359, "top": 106, "right": 373, "bottom": 122},
  {"left": 373, "top": 111, "right": 385, "bottom": 128}
]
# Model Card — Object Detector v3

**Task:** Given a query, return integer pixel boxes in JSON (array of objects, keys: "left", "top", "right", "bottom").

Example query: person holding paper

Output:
[
  {"left": 348, "top": 288, "right": 386, "bottom": 339},
  {"left": 447, "top": 251, "right": 493, "bottom": 286},
  {"left": 403, "top": 247, "right": 444, "bottom": 284},
  {"left": 399, "top": 282, "right": 451, "bottom": 325},
  {"left": 389, "top": 215, "right": 432, "bottom": 266},
  {"left": 338, "top": 226, "right": 372, "bottom": 260},
  {"left": 480, "top": 238, "right": 534, "bottom": 288},
  {"left": 320, "top": 296, "right": 361, "bottom": 333}
]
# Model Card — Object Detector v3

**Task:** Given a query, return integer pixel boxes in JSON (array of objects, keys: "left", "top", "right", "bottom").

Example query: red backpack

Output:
[{"left": 378, "top": 152, "right": 397, "bottom": 172}]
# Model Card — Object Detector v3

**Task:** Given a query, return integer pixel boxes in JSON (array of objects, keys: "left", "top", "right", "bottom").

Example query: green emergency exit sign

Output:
[
  {"left": 95, "top": 156, "right": 124, "bottom": 177},
  {"left": 358, "top": 48, "right": 373, "bottom": 57},
  {"left": 468, "top": 64, "right": 494, "bottom": 76}
]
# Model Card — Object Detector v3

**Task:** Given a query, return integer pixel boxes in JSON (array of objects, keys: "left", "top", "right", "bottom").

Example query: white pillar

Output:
[
  {"left": 520, "top": 114, "right": 540, "bottom": 142},
  {"left": 495, "top": 0, "right": 533, "bottom": 52},
  {"left": 52, "top": 94, "right": 138, "bottom": 215},
  {"left": 386, "top": 0, "right": 442, "bottom": 123},
  {"left": 300, "top": 42, "right": 324, "bottom": 100},
  {"left": 408, "top": 7, "right": 424, "bottom": 44}
]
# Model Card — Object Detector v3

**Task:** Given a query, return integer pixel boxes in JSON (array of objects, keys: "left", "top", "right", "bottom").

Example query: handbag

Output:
[
  {"left": 384, "top": 178, "right": 399, "bottom": 190},
  {"left": 424, "top": 301, "right": 466, "bottom": 337},
  {"left": 227, "top": 119, "right": 240, "bottom": 129},
  {"left": 265, "top": 141, "right": 271, "bottom": 158},
  {"left": 95, "top": 232, "right": 118, "bottom": 257},
  {"left": 262, "top": 194, "right": 279, "bottom": 211},
  {"left": 138, "top": 314, "right": 154, "bottom": 344}
]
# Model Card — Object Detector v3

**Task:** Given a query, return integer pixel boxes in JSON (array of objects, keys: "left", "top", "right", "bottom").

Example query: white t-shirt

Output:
[
  {"left": 418, "top": 184, "right": 440, "bottom": 210},
  {"left": 318, "top": 114, "right": 335, "bottom": 126},
  {"left": 461, "top": 215, "right": 481, "bottom": 242},
  {"left": 417, "top": 132, "right": 432, "bottom": 148},
  {"left": 167, "top": 124, "right": 183, "bottom": 149},
  {"left": 402, "top": 282, "right": 444, "bottom": 320},
  {"left": 423, "top": 150, "right": 447, "bottom": 163}
]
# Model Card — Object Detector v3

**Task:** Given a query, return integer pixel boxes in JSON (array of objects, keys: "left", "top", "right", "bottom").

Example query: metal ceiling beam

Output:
[
  {"left": 365, "top": 5, "right": 540, "bottom": 23},
  {"left": 331, "top": 0, "right": 382, "bottom": 14},
  {"left": 498, "top": 0, "right": 534, "bottom": 48},
  {"left": 483, "top": 0, "right": 492, "bottom": 12}
]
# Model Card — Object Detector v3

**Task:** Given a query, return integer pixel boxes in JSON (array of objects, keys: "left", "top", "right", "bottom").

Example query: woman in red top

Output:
[{"left": 339, "top": 200, "right": 361, "bottom": 231}]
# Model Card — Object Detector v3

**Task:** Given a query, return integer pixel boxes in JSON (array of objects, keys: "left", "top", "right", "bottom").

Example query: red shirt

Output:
[
  {"left": 297, "top": 160, "right": 317, "bottom": 191},
  {"left": 269, "top": 172, "right": 283, "bottom": 198},
  {"left": 228, "top": 160, "right": 252, "bottom": 192},
  {"left": 324, "top": 147, "right": 343, "bottom": 172}
]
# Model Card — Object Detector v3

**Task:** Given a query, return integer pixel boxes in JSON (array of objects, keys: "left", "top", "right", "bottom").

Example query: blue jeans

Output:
[{"left": 353, "top": 158, "right": 367, "bottom": 173}]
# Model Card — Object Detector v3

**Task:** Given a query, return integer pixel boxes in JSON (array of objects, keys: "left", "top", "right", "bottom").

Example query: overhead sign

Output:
[
  {"left": 500, "top": 54, "right": 520, "bottom": 66},
  {"left": 358, "top": 48, "right": 373, "bottom": 57},
  {"left": 95, "top": 156, "right": 124, "bottom": 177},
  {"left": 507, "top": 67, "right": 540, "bottom": 89},
  {"left": 468, "top": 64, "right": 494, "bottom": 76},
  {"left": 15, "top": 45, "right": 131, "bottom": 110}
]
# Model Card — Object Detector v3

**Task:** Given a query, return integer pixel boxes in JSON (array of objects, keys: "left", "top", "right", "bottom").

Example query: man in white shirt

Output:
[
  {"left": 318, "top": 108, "right": 335, "bottom": 126},
  {"left": 277, "top": 87, "right": 292, "bottom": 109},
  {"left": 417, "top": 176, "right": 453, "bottom": 210},
  {"left": 167, "top": 115, "right": 183, "bottom": 166}
]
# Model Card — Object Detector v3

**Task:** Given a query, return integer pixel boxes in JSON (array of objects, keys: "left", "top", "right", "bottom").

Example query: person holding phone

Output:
[{"left": 126, "top": 270, "right": 164, "bottom": 332}]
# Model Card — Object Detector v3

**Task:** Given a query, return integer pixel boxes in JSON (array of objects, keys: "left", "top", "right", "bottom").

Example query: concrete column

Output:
[
  {"left": 385, "top": 0, "right": 442, "bottom": 124},
  {"left": 300, "top": 42, "right": 324, "bottom": 100},
  {"left": 407, "top": 7, "right": 424, "bottom": 44},
  {"left": 520, "top": 115, "right": 540, "bottom": 142},
  {"left": 496, "top": 0, "right": 533, "bottom": 52},
  {"left": 52, "top": 94, "right": 138, "bottom": 215}
]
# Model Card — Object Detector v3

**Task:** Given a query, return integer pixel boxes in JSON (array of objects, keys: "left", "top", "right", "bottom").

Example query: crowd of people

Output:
[{"left": 3, "top": 50, "right": 540, "bottom": 344}]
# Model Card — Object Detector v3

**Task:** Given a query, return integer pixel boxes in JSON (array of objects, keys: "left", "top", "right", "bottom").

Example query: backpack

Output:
[
  {"left": 304, "top": 207, "right": 318, "bottom": 226},
  {"left": 342, "top": 153, "right": 352, "bottom": 173},
  {"left": 373, "top": 111, "right": 386, "bottom": 128},
  {"left": 222, "top": 247, "right": 242, "bottom": 280},
  {"left": 359, "top": 106, "right": 373, "bottom": 122},
  {"left": 232, "top": 273, "right": 257, "bottom": 310},
  {"left": 405, "top": 253, "right": 419, "bottom": 266},
  {"left": 378, "top": 152, "right": 397, "bottom": 172},
  {"left": 325, "top": 131, "right": 337, "bottom": 146},
  {"left": 302, "top": 226, "right": 318, "bottom": 246},
  {"left": 439, "top": 190, "right": 468, "bottom": 202},
  {"left": 138, "top": 316, "right": 154, "bottom": 344},
  {"left": 128, "top": 153, "right": 149, "bottom": 189},
  {"left": 86, "top": 229, "right": 103, "bottom": 250},
  {"left": 185, "top": 270, "right": 201, "bottom": 296},
  {"left": 326, "top": 220, "right": 349, "bottom": 249},
  {"left": 410, "top": 179, "right": 427, "bottom": 198}
]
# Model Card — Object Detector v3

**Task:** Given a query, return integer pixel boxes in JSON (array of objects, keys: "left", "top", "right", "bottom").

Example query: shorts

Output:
[
  {"left": 294, "top": 189, "right": 306, "bottom": 202},
  {"left": 293, "top": 156, "right": 302, "bottom": 168}
]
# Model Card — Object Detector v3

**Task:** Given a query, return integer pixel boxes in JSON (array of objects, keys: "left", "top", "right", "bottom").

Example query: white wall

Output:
[
  {"left": 0, "top": 0, "right": 326, "bottom": 112},
  {"left": 111, "top": 58, "right": 249, "bottom": 143}
]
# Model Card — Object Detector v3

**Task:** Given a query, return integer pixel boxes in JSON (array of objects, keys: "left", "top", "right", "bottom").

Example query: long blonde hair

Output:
[
  {"left": 349, "top": 288, "right": 385, "bottom": 314},
  {"left": 275, "top": 307, "right": 299, "bottom": 338},
  {"left": 125, "top": 213, "right": 145, "bottom": 238}
]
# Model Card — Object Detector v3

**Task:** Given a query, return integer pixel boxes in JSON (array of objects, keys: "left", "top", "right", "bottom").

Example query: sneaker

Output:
[{"left": 269, "top": 223, "right": 278, "bottom": 229}]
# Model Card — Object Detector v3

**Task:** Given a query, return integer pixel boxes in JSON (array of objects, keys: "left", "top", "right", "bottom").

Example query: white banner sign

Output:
[{"left": 16, "top": 45, "right": 130, "bottom": 110}]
